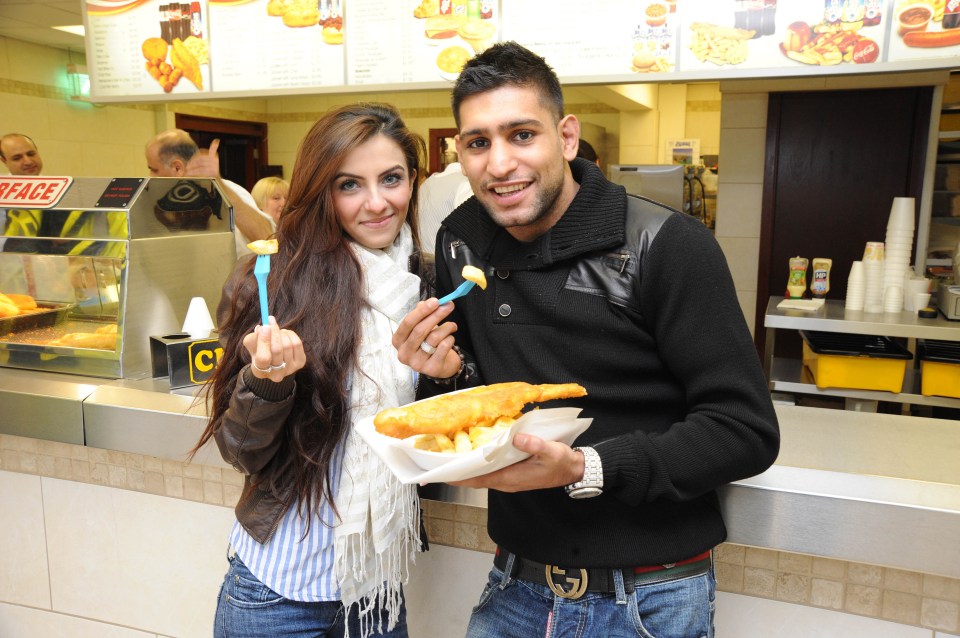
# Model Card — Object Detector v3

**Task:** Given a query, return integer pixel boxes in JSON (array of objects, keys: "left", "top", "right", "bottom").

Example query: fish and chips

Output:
[{"left": 374, "top": 382, "right": 588, "bottom": 454}]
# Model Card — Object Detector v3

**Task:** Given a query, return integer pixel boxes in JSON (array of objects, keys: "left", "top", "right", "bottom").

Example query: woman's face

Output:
[
  {"left": 264, "top": 187, "right": 287, "bottom": 222},
  {"left": 332, "top": 134, "right": 415, "bottom": 250}
]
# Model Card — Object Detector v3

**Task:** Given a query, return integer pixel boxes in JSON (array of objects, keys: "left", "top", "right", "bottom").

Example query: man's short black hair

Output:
[
  {"left": 576, "top": 139, "right": 598, "bottom": 163},
  {"left": 452, "top": 41, "right": 564, "bottom": 128}
]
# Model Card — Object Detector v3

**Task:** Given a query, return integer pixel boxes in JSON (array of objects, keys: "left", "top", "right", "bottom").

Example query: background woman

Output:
[
  {"left": 251, "top": 175, "right": 289, "bottom": 223},
  {"left": 194, "top": 103, "right": 440, "bottom": 638}
]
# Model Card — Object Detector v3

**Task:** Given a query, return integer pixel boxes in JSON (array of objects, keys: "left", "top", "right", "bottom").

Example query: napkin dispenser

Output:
[
  {"left": 938, "top": 284, "right": 960, "bottom": 321},
  {"left": 150, "top": 331, "right": 221, "bottom": 388}
]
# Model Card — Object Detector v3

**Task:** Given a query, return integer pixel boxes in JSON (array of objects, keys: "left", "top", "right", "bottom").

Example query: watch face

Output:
[{"left": 568, "top": 486, "right": 603, "bottom": 499}]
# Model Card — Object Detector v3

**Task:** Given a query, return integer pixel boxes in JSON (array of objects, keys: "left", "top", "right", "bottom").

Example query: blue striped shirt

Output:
[{"left": 230, "top": 441, "right": 345, "bottom": 602}]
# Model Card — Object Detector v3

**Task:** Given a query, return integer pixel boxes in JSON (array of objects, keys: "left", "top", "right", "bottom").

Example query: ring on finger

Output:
[
  {"left": 251, "top": 361, "right": 273, "bottom": 374},
  {"left": 419, "top": 340, "right": 437, "bottom": 355},
  {"left": 272, "top": 361, "right": 287, "bottom": 371}
]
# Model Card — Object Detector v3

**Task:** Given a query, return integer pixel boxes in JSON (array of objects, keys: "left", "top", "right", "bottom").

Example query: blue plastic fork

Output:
[
  {"left": 253, "top": 254, "right": 270, "bottom": 325},
  {"left": 437, "top": 280, "right": 476, "bottom": 305}
]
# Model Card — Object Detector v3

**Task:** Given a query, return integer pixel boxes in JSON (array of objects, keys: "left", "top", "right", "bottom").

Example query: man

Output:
[
  {"left": 0, "top": 133, "right": 116, "bottom": 256},
  {"left": 394, "top": 42, "right": 779, "bottom": 637},
  {"left": 416, "top": 161, "right": 472, "bottom": 255},
  {"left": 145, "top": 129, "right": 274, "bottom": 255},
  {"left": 576, "top": 138, "right": 600, "bottom": 167},
  {"left": 0, "top": 133, "right": 43, "bottom": 176}
]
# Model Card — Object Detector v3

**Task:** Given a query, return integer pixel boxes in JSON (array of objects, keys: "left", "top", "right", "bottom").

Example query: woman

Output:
[
  {"left": 251, "top": 175, "right": 289, "bottom": 223},
  {"left": 194, "top": 104, "right": 453, "bottom": 638}
]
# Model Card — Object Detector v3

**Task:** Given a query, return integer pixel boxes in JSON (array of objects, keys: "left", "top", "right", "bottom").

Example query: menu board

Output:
[
  {"left": 346, "top": 0, "right": 499, "bottom": 86},
  {"left": 208, "top": 0, "right": 345, "bottom": 92},
  {"left": 83, "top": 0, "right": 960, "bottom": 102}
]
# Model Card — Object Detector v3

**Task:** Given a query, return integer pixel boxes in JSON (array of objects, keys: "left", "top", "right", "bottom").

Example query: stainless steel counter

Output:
[{"left": 2, "top": 367, "right": 959, "bottom": 578}]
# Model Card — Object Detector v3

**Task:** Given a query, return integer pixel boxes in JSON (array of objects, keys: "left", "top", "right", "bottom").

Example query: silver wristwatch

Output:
[{"left": 565, "top": 447, "right": 603, "bottom": 499}]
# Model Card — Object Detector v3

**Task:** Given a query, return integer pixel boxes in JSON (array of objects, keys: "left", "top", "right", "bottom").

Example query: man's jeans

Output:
[
  {"left": 213, "top": 553, "right": 408, "bottom": 638},
  {"left": 465, "top": 556, "right": 715, "bottom": 638}
]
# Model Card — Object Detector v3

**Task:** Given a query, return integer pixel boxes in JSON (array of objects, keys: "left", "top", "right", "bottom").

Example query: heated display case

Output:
[{"left": 0, "top": 177, "right": 236, "bottom": 379}]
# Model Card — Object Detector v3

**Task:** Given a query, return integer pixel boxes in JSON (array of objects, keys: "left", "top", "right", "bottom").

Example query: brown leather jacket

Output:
[{"left": 213, "top": 250, "right": 435, "bottom": 544}]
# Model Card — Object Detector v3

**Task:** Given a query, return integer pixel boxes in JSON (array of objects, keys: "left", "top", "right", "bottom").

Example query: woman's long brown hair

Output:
[{"left": 192, "top": 103, "right": 426, "bottom": 526}]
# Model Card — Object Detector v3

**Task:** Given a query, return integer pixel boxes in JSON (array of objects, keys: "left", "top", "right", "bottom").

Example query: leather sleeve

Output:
[{"left": 213, "top": 366, "right": 296, "bottom": 476}]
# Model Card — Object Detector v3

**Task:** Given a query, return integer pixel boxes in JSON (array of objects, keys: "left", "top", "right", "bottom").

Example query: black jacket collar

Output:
[{"left": 443, "top": 158, "right": 628, "bottom": 269}]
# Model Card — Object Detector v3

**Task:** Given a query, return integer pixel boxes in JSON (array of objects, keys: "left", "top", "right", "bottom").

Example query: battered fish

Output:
[{"left": 374, "top": 382, "right": 587, "bottom": 439}]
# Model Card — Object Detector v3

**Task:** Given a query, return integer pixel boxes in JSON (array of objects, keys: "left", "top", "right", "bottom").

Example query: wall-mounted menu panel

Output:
[{"left": 83, "top": 0, "right": 960, "bottom": 102}]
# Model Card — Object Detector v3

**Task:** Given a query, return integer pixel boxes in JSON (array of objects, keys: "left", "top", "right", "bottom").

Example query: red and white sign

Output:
[{"left": 0, "top": 177, "right": 73, "bottom": 208}]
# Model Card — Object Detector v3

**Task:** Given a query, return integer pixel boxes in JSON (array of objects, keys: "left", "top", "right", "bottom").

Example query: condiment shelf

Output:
[
  {"left": 768, "top": 357, "right": 960, "bottom": 409},
  {"left": 764, "top": 297, "right": 960, "bottom": 340},
  {"left": 763, "top": 296, "right": 960, "bottom": 412}
]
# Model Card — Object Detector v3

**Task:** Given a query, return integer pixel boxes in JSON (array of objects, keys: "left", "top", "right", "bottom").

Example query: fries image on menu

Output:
[
  {"left": 142, "top": 35, "right": 207, "bottom": 93},
  {"left": 688, "top": 23, "right": 754, "bottom": 65}
]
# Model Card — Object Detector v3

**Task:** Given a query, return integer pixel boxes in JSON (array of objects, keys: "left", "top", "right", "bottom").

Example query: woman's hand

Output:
[
  {"left": 242, "top": 316, "right": 306, "bottom": 382},
  {"left": 393, "top": 298, "right": 460, "bottom": 378}
]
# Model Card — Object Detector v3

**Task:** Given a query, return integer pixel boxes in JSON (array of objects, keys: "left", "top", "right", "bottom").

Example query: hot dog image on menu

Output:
[{"left": 891, "top": 0, "right": 960, "bottom": 51}]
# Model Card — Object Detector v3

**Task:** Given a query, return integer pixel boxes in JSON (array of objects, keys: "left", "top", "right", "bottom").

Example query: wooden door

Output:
[
  {"left": 175, "top": 114, "right": 269, "bottom": 191},
  {"left": 756, "top": 87, "right": 932, "bottom": 357}
]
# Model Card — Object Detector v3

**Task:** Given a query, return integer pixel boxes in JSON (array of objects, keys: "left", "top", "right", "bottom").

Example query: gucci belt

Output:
[{"left": 493, "top": 547, "right": 711, "bottom": 600}]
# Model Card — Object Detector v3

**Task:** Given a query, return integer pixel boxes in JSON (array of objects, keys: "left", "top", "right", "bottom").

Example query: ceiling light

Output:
[{"left": 53, "top": 25, "right": 85, "bottom": 37}]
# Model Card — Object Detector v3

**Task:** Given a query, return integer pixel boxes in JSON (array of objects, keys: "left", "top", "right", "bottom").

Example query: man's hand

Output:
[
  {"left": 186, "top": 139, "right": 274, "bottom": 242},
  {"left": 393, "top": 298, "right": 460, "bottom": 379},
  {"left": 450, "top": 434, "right": 585, "bottom": 492},
  {"left": 185, "top": 138, "right": 222, "bottom": 179}
]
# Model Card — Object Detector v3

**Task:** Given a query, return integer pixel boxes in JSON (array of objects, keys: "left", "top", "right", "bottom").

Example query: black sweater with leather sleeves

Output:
[{"left": 432, "top": 159, "right": 780, "bottom": 568}]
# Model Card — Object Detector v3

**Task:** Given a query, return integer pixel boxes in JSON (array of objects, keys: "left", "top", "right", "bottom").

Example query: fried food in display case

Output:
[{"left": 0, "top": 177, "right": 236, "bottom": 378}]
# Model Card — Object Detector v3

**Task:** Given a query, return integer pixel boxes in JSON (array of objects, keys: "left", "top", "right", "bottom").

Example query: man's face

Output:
[
  {"left": 1, "top": 136, "right": 43, "bottom": 176},
  {"left": 455, "top": 85, "right": 580, "bottom": 242},
  {"left": 146, "top": 143, "right": 182, "bottom": 177}
]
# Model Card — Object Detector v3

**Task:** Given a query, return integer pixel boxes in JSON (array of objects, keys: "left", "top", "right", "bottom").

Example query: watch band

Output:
[{"left": 565, "top": 446, "right": 603, "bottom": 499}]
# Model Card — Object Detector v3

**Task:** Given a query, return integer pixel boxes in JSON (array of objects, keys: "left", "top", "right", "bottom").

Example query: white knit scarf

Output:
[{"left": 335, "top": 224, "right": 421, "bottom": 638}]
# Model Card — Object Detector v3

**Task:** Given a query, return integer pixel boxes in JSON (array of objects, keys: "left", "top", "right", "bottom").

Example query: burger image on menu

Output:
[{"left": 424, "top": 14, "right": 465, "bottom": 43}]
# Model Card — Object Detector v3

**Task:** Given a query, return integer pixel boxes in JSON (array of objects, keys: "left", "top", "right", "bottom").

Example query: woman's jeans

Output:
[
  {"left": 214, "top": 553, "right": 408, "bottom": 638},
  {"left": 465, "top": 556, "right": 715, "bottom": 638}
]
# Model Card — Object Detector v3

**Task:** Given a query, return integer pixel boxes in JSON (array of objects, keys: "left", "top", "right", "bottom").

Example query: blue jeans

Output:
[
  {"left": 465, "top": 556, "right": 715, "bottom": 638},
  {"left": 214, "top": 553, "right": 408, "bottom": 638}
]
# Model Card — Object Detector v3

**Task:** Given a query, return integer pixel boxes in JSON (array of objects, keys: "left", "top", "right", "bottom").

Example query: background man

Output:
[
  {"left": 395, "top": 42, "right": 780, "bottom": 637},
  {"left": 416, "top": 160, "right": 472, "bottom": 255},
  {"left": 1, "top": 133, "right": 44, "bottom": 176},
  {"left": 145, "top": 129, "right": 274, "bottom": 256}
]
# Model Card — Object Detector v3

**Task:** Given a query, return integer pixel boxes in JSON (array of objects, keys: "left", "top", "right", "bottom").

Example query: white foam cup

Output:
[{"left": 182, "top": 296, "right": 215, "bottom": 339}]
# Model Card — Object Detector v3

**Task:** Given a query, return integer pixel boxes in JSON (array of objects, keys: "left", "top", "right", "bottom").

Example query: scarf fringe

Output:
[{"left": 335, "top": 224, "right": 422, "bottom": 638}]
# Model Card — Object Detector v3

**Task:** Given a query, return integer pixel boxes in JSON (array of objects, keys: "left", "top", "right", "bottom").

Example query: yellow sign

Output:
[{"left": 188, "top": 338, "right": 222, "bottom": 383}]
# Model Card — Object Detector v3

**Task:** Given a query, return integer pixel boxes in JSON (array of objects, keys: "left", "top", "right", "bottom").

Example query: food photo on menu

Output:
[
  {"left": 411, "top": 0, "right": 498, "bottom": 80},
  {"left": 631, "top": 0, "right": 678, "bottom": 74},
  {"left": 85, "top": 0, "right": 211, "bottom": 98},
  {"left": 677, "top": 0, "right": 886, "bottom": 70},
  {"left": 265, "top": 0, "right": 344, "bottom": 43},
  {"left": 887, "top": 0, "right": 960, "bottom": 60}
]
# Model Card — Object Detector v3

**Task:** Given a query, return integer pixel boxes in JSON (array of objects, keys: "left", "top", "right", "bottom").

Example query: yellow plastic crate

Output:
[
  {"left": 800, "top": 331, "right": 911, "bottom": 393},
  {"left": 919, "top": 340, "right": 960, "bottom": 399}
]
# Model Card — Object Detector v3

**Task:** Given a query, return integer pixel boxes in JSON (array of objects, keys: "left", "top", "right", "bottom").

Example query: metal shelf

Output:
[
  {"left": 764, "top": 297, "right": 960, "bottom": 340},
  {"left": 763, "top": 297, "right": 960, "bottom": 412},
  {"left": 769, "top": 357, "right": 960, "bottom": 409}
]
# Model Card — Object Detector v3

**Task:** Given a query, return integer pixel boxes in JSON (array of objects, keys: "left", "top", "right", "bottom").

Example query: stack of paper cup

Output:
[
  {"left": 845, "top": 260, "right": 865, "bottom": 310},
  {"left": 903, "top": 273, "right": 932, "bottom": 312},
  {"left": 882, "top": 197, "right": 915, "bottom": 313},
  {"left": 862, "top": 241, "right": 885, "bottom": 313}
]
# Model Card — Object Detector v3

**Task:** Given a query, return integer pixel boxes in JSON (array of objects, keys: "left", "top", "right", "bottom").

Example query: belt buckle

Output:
[{"left": 545, "top": 565, "right": 588, "bottom": 599}]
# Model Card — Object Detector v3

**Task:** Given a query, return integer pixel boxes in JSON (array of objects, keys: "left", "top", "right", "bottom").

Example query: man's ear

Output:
[
  {"left": 171, "top": 159, "right": 187, "bottom": 176},
  {"left": 559, "top": 115, "right": 581, "bottom": 162}
]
